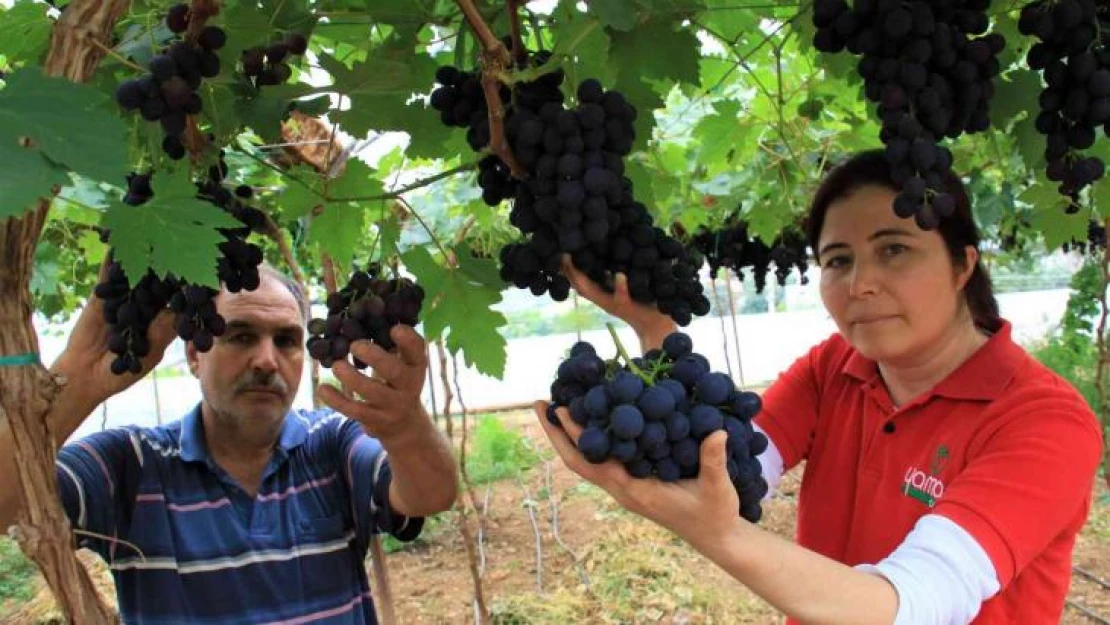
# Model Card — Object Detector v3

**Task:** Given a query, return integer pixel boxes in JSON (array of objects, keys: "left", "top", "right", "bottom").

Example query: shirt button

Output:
[{"left": 882, "top": 421, "right": 896, "bottom": 434}]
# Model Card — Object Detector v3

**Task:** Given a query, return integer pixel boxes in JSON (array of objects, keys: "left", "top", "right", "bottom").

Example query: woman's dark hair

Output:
[{"left": 804, "top": 149, "right": 1000, "bottom": 328}]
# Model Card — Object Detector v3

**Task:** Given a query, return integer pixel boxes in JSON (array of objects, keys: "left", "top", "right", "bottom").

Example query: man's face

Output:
[{"left": 186, "top": 273, "right": 305, "bottom": 431}]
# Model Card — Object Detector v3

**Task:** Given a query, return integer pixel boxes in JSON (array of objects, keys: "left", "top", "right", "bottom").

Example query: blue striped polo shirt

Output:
[{"left": 54, "top": 405, "right": 424, "bottom": 624}]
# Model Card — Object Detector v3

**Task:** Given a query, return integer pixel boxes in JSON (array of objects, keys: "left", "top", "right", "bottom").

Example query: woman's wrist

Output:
[{"left": 635, "top": 319, "right": 678, "bottom": 353}]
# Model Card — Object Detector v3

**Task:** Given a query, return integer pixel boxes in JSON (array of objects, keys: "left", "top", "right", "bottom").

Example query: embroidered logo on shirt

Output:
[{"left": 901, "top": 444, "right": 948, "bottom": 507}]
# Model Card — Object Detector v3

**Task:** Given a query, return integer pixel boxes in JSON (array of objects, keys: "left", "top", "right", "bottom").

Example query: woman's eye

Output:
[
  {"left": 884, "top": 243, "right": 908, "bottom": 256},
  {"left": 824, "top": 256, "right": 849, "bottom": 268}
]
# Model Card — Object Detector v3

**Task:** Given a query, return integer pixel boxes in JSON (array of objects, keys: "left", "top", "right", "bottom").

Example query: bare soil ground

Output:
[{"left": 5, "top": 413, "right": 1109, "bottom": 624}]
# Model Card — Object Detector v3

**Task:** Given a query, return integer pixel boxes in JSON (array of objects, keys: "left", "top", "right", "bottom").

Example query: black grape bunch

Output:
[
  {"left": 687, "top": 215, "right": 810, "bottom": 294},
  {"left": 240, "top": 33, "right": 310, "bottom": 88},
  {"left": 164, "top": 154, "right": 268, "bottom": 351},
  {"left": 195, "top": 148, "right": 268, "bottom": 294},
  {"left": 306, "top": 266, "right": 426, "bottom": 369},
  {"left": 96, "top": 174, "right": 183, "bottom": 374},
  {"left": 430, "top": 40, "right": 710, "bottom": 326},
  {"left": 811, "top": 0, "right": 1005, "bottom": 230},
  {"left": 1019, "top": 0, "right": 1108, "bottom": 211},
  {"left": 99, "top": 167, "right": 269, "bottom": 373},
  {"left": 429, "top": 37, "right": 563, "bottom": 206},
  {"left": 96, "top": 262, "right": 181, "bottom": 375},
  {"left": 548, "top": 329, "right": 770, "bottom": 523},
  {"left": 114, "top": 3, "right": 226, "bottom": 160}
]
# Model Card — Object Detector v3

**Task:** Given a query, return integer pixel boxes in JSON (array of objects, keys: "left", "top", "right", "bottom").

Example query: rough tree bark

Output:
[
  {"left": 0, "top": 0, "right": 132, "bottom": 622},
  {"left": 1, "top": 214, "right": 118, "bottom": 625},
  {"left": 1095, "top": 220, "right": 1110, "bottom": 492}
]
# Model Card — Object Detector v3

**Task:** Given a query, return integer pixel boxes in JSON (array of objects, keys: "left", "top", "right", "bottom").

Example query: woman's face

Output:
[{"left": 816, "top": 185, "right": 976, "bottom": 365}]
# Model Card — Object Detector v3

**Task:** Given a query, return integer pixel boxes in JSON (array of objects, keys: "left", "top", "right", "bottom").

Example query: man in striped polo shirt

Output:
[{"left": 0, "top": 264, "right": 458, "bottom": 624}]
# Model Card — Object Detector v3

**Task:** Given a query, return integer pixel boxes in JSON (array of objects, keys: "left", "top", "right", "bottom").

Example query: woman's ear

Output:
[{"left": 955, "top": 245, "right": 979, "bottom": 290}]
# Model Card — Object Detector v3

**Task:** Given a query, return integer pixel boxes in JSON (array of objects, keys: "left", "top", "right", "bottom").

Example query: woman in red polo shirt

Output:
[{"left": 535, "top": 149, "right": 1104, "bottom": 624}]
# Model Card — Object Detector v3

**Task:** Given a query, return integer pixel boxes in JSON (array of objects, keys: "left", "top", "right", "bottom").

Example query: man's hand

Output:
[
  {"left": 560, "top": 256, "right": 676, "bottom": 352},
  {"left": 317, "top": 324, "right": 429, "bottom": 444},
  {"left": 53, "top": 261, "right": 177, "bottom": 404},
  {"left": 319, "top": 325, "right": 458, "bottom": 517}
]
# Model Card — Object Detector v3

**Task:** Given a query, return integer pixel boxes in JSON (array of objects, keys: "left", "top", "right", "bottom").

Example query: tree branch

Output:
[{"left": 1095, "top": 221, "right": 1110, "bottom": 490}]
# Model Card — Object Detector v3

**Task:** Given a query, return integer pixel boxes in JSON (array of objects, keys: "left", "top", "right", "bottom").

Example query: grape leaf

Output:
[
  {"left": 990, "top": 68, "right": 1040, "bottom": 131},
  {"left": 0, "top": 67, "right": 129, "bottom": 185},
  {"left": 375, "top": 213, "right": 403, "bottom": 262},
  {"left": 625, "top": 158, "right": 658, "bottom": 210},
  {"left": 327, "top": 159, "right": 386, "bottom": 201},
  {"left": 608, "top": 18, "right": 699, "bottom": 145},
  {"left": 608, "top": 18, "right": 700, "bottom": 85},
  {"left": 104, "top": 171, "right": 243, "bottom": 287},
  {"left": 1020, "top": 179, "right": 1084, "bottom": 250},
  {"left": 694, "top": 100, "right": 753, "bottom": 167},
  {"left": 0, "top": 1, "right": 52, "bottom": 65},
  {"left": 0, "top": 136, "right": 69, "bottom": 219},
  {"left": 401, "top": 245, "right": 507, "bottom": 379},
  {"left": 1013, "top": 115, "right": 1046, "bottom": 171},
  {"left": 1092, "top": 175, "right": 1110, "bottom": 220},
  {"left": 696, "top": 0, "right": 761, "bottom": 42},
  {"left": 551, "top": 10, "right": 614, "bottom": 91},
  {"left": 319, "top": 47, "right": 438, "bottom": 137},
  {"left": 306, "top": 161, "right": 383, "bottom": 269},
  {"left": 307, "top": 200, "right": 366, "bottom": 270},
  {"left": 237, "top": 90, "right": 296, "bottom": 142},
  {"left": 584, "top": 0, "right": 643, "bottom": 31}
]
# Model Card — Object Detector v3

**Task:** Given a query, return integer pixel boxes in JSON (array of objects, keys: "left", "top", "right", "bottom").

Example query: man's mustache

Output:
[{"left": 233, "top": 371, "right": 289, "bottom": 395}]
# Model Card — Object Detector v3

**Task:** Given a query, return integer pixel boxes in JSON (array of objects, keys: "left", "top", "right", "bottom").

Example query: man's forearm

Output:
[
  {"left": 687, "top": 520, "right": 899, "bottom": 625},
  {"left": 0, "top": 357, "right": 104, "bottom": 531},
  {"left": 383, "top": 407, "right": 458, "bottom": 517}
]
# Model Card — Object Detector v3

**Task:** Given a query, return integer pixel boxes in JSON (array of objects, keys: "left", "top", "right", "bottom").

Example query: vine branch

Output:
[
  {"left": 507, "top": 0, "right": 527, "bottom": 66},
  {"left": 393, "top": 196, "right": 452, "bottom": 261},
  {"left": 87, "top": 38, "right": 146, "bottom": 72},
  {"left": 435, "top": 340, "right": 489, "bottom": 623},
  {"left": 454, "top": 0, "right": 526, "bottom": 178},
  {"left": 262, "top": 213, "right": 307, "bottom": 287},
  {"left": 327, "top": 161, "right": 478, "bottom": 203}
]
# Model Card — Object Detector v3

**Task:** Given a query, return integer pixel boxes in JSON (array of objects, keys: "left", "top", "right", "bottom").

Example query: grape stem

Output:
[
  {"left": 393, "top": 195, "right": 453, "bottom": 263},
  {"left": 453, "top": 0, "right": 527, "bottom": 179},
  {"left": 506, "top": 0, "right": 527, "bottom": 66},
  {"left": 480, "top": 67, "right": 526, "bottom": 178},
  {"left": 87, "top": 38, "right": 147, "bottom": 73},
  {"left": 261, "top": 212, "right": 308, "bottom": 293},
  {"left": 321, "top": 253, "right": 339, "bottom": 294},
  {"left": 606, "top": 322, "right": 651, "bottom": 383}
]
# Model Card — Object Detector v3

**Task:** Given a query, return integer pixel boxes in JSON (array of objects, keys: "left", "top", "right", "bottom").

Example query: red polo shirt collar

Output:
[{"left": 840, "top": 318, "right": 1021, "bottom": 402}]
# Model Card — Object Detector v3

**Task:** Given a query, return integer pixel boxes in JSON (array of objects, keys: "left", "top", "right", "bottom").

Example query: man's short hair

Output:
[{"left": 257, "top": 263, "right": 310, "bottom": 324}]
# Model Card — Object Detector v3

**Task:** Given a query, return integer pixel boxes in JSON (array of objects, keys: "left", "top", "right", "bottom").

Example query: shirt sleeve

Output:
[
  {"left": 930, "top": 391, "right": 1103, "bottom": 587},
  {"left": 752, "top": 421, "right": 785, "bottom": 500},
  {"left": 854, "top": 514, "right": 1001, "bottom": 625},
  {"left": 55, "top": 427, "right": 144, "bottom": 560},
  {"left": 335, "top": 417, "right": 425, "bottom": 545},
  {"left": 752, "top": 338, "right": 832, "bottom": 471}
]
